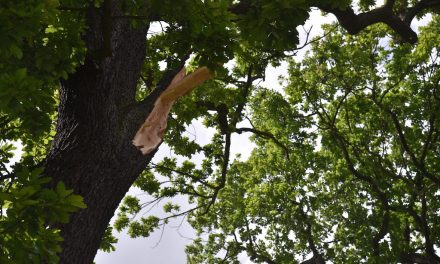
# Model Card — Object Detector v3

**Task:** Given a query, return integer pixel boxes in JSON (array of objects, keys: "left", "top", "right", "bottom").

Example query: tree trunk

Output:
[{"left": 44, "top": 6, "right": 155, "bottom": 263}]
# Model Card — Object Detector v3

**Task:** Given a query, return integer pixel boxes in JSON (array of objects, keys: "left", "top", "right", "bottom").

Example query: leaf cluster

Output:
[{"left": 0, "top": 167, "right": 86, "bottom": 263}]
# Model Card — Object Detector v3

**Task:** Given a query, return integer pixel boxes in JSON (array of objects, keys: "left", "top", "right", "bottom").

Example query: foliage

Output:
[
  {"left": 119, "top": 18, "right": 440, "bottom": 263},
  {"left": 0, "top": 1, "right": 87, "bottom": 261},
  {"left": 0, "top": 167, "right": 86, "bottom": 263},
  {"left": 99, "top": 226, "right": 119, "bottom": 253},
  {"left": 0, "top": 0, "right": 86, "bottom": 139},
  {"left": 208, "top": 21, "right": 438, "bottom": 263},
  {"left": 1, "top": 0, "right": 440, "bottom": 262}
]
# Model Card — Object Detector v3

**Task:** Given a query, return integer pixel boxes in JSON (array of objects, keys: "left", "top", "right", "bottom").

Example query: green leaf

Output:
[
  {"left": 10, "top": 45, "right": 23, "bottom": 59},
  {"left": 66, "top": 195, "right": 86, "bottom": 209}
]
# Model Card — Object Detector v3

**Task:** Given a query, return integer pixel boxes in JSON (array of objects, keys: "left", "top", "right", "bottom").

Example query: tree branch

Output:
[
  {"left": 232, "top": 66, "right": 254, "bottom": 125},
  {"left": 202, "top": 132, "right": 231, "bottom": 215},
  {"left": 126, "top": 55, "right": 189, "bottom": 136},
  {"left": 196, "top": 101, "right": 229, "bottom": 134},
  {"left": 386, "top": 107, "right": 440, "bottom": 186},
  {"left": 403, "top": 0, "right": 440, "bottom": 25},
  {"left": 372, "top": 209, "right": 390, "bottom": 256},
  {"left": 235, "top": 127, "right": 290, "bottom": 160},
  {"left": 228, "top": 0, "right": 253, "bottom": 15},
  {"left": 317, "top": 2, "right": 418, "bottom": 44},
  {"left": 0, "top": 173, "right": 15, "bottom": 182},
  {"left": 399, "top": 252, "right": 440, "bottom": 264},
  {"left": 296, "top": 205, "right": 325, "bottom": 264},
  {"left": 242, "top": 219, "right": 276, "bottom": 264},
  {"left": 58, "top": 6, "right": 88, "bottom": 11},
  {"left": 150, "top": 163, "right": 216, "bottom": 189}
]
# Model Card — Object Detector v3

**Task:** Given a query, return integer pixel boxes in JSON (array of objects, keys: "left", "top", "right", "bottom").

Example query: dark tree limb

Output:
[
  {"left": 202, "top": 132, "right": 231, "bottom": 215},
  {"left": 232, "top": 66, "right": 254, "bottom": 125},
  {"left": 399, "top": 252, "right": 440, "bottom": 264},
  {"left": 196, "top": 101, "right": 230, "bottom": 134},
  {"left": 308, "top": 97, "right": 390, "bottom": 207},
  {"left": 296, "top": 207, "right": 325, "bottom": 264},
  {"left": 317, "top": 2, "right": 418, "bottom": 44},
  {"left": 372, "top": 209, "right": 390, "bottom": 256},
  {"left": 374, "top": 100, "right": 440, "bottom": 187},
  {"left": 403, "top": 0, "right": 440, "bottom": 24},
  {"left": 58, "top": 6, "right": 88, "bottom": 11},
  {"left": 301, "top": 256, "right": 325, "bottom": 264},
  {"left": 230, "top": 0, "right": 440, "bottom": 44},
  {"left": 228, "top": 0, "right": 253, "bottom": 15}
]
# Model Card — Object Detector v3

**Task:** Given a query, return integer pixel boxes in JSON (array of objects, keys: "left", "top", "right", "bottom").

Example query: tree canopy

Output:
[
  {"left": 114, "top": 19, "right": 440, "bottom": 263},
  {"left": 1, "top": 0, "right": 439, "bottom": 263}
]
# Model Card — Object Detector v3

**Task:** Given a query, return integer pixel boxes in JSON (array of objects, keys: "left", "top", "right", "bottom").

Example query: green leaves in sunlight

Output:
[
  {"left": 99, "top": 226, "right": 119, "bottom": 253},
  {"left": 128, "top": 216, "right": 160, "bottom": 238}
]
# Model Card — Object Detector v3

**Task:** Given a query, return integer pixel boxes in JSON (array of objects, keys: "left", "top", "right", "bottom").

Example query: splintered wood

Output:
[{"left": 132, "top": 67, "right": 212, "bottom": 155}]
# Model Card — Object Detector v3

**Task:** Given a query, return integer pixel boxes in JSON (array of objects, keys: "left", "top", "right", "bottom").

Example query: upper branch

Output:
[
  {"left": 404, "top": 0, "right": 440, "bottom": 24},
  {"left": 317, "top": 2, "right": 418, "bottom": 43},
  {"left": 230, "top": 0, "right": 440, "bottom": 44}
]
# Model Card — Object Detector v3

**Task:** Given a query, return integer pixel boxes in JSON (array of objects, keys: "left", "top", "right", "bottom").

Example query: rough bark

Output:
[{"left": 44, "top": 4, "right": 156, "bottom": 263}]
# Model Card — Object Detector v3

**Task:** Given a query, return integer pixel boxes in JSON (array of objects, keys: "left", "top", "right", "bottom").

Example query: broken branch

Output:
[{"left": 132, "top": 67, "right": 213, "bottom": 155}]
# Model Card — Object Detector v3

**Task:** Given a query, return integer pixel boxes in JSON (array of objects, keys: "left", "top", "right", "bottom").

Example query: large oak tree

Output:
[{"left": 1, "top": 0, "right": 439, "bottom": 263}]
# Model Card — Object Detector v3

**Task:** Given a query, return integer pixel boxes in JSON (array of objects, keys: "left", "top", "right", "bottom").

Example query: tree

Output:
[
  {"left": 178, "top": 20, "right": 440, "bottom": 263},
  {"left": 1, "top": 0, "right": 439, "bottom": 263}
]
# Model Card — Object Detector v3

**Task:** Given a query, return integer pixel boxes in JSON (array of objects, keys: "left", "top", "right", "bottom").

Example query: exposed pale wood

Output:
[{"left": 132, "top": 67, "right": 212, "bottom": 154}]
